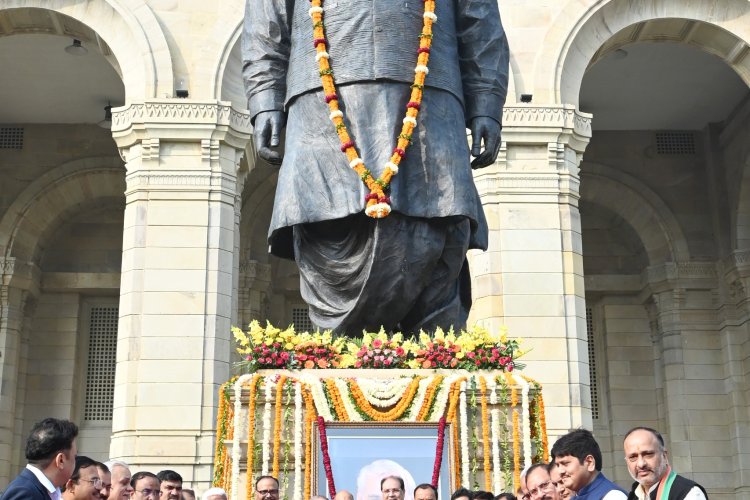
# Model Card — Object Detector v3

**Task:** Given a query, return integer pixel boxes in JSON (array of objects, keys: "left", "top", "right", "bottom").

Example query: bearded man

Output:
[
  {"left": 623, "top": 427, "right": 707, "bottom": 500},
  {"left": 243, "top": 0, "right": 508, "bottom": 333}
]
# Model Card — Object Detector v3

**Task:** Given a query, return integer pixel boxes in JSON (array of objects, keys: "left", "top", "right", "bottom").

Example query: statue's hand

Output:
[
  {"left": 469, "top": 116, "right": 502, "bottom": 169},
  {"left": 253, "top": 110, "right": 286, "bottom": 165}
]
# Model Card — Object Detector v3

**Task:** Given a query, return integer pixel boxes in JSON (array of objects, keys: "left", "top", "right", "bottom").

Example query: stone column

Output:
[
  {"left": 110, "top": 100, "right": 251, "bottom": 485},
  {"left": 238, "top": 259, "right": 272, "bottom": 330},
  {"left": 469, "top": 104, "right": 592, "bottom": 433},
  {"left": 642, "top": 262, "right": 720, "bottom": 477},
  {"left": 0, "top": 258, "right": 38, "bottom": 487}
]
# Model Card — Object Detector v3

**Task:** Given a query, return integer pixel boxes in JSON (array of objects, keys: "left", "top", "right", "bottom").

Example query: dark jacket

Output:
[
  {"left": 1, "top": 467, "right": 52, "bottom": 500},
  {"left": 576, "top": 472, "right": 628, "bottom": 500},
  {"left": 242, "top": 0, "right": 509, "bottom": 124},
  {"left": 627, "top": 475, "right": 708, "bottom": 500}
]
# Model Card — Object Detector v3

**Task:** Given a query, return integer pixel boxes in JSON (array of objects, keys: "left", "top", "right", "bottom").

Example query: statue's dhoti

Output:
[{"left": 294, "top": 213, "right": 472, "bottom": 333}]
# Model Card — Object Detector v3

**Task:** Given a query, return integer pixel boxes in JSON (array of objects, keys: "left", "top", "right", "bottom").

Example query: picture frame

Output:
[{"left": 313, "top": 421, "right": 453, "bottom": 500}]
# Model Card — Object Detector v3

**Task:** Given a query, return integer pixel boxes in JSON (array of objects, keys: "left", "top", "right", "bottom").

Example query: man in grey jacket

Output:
[{"left": 242, "top": 0, "right": 509, "bottom": 334}]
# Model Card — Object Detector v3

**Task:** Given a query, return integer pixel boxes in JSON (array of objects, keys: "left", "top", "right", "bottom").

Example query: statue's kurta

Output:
[{"left": 242, "top": 0, "right": 509, "bottom": 333}]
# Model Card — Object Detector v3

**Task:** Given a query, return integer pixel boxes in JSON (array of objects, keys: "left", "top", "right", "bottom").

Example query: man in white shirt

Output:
[
  {"left": 102, "top": 460, "right": 133, "bottom": 500},
  {"left": 623, "top": 427, "right": 707, "bottom": 500},
  {"left": 2, "top": 418, "right": 78, "bottom": 500}
]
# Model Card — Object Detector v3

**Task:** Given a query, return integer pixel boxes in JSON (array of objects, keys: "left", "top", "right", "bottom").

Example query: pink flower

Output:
[
  {"left": 372, "top": 339, "right": 383, "bottom": 349},
  {"left": 396, "top": 347, "right": 405, "bottom": 356}
]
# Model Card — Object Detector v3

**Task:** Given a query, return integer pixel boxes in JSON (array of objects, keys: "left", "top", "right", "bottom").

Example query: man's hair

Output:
[
  {"left": 496, "top": 494, "right": 517, "bottom": 500},
  {"left": 61, "top": 455, "right": 99, "bottom": 492},
  {"left": 201, "top": 487, "right": 228, "bottom": 499},
  {"left": 255, "top": 475, "right": 279, "bottom": 489},
  {"left": 95, "top": 462, "right": 109, "bottom": 473},
  {"left": 25, "top": 418, "right": 79, "bottom": 466},
  {"left": 623, "top": 427, "right": 665, "bottom": 451},
  {"left": 451, "top": 488, "right": 473, "bottom": 500},
  {"left": 414, "top": 483, "right": 438, "bottom": 498},
  {"left": 131, "top": 471, "right": 159, "bottom": 488},
  {"left": 381, "top": 476, "right": 405, "bottom": 491},
  {"left": 158, "top": 470, "right": 183, "bottom": 483},
  {"left": 104, "top": 459, "right": 129, "bottom": 471},
  {"left": 550, "top": 428, "right": 603, "bottom": 471},
  {"left": 473, "top": 492, "right": 495, "bottom": 500},
  {"left": 524, "top": 463, "right": 550, "bottom": 482}
]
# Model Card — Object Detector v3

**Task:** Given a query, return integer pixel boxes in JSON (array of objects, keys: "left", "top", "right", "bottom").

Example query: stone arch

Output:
[
  {"left": 0, "top": 157, "right": 126, "bottom": 265},
  {"left": 581, "top": 163, "right": 689, "bottom": 265},
  {"left": 533, "top": 0, "right": 750, "bottom": 106},
  {"left": 1, "top": 0, "right": 174, "bottom": 99}
]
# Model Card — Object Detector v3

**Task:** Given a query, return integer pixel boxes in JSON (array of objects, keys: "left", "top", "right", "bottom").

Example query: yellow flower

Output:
[
  {"left": 391, "top": 332, "right": 403, "bottom": 343},
  {"left": 406, "top": 359, "right": 422, "bottom": 369},
  {"left": 232, "top": 327, "right": 249, "bottom": 347},
  {"left": 434, "top": 327, "right": 444, "bottom": 341},
  {"left": 456, "top": 351, "right": 465, "bottom": 359},
  {"left": 339, "top": 353, "right": 357, "bottom": 368},
  {"left": 362, "top": 333, "right": 373, "bottom": 347},
  {"left": 419, "top": 331, "right": 431, "bottom": 345},
  {"left": 375, "top": 327, "right": 388, "bottom": 342},
  {"left": 285, "top": 342, "right": 295, "bottom": 350},
  {"left": 347, "top": 342, "right": 360, "bottom": 354}
]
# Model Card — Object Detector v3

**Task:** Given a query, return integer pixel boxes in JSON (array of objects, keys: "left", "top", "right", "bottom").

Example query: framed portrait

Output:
[{"left": 314, "top": 422, "right": 453, "bottom": 500}]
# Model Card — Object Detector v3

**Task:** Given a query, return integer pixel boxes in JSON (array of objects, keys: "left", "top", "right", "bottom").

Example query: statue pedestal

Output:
[{"left": 214, "top": 369, "right": 547, "bottom": 500}]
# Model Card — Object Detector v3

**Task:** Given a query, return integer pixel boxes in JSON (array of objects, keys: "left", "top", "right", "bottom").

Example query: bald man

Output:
[{"left": 335, "top": 492, "right": 354, "bottom": 500}]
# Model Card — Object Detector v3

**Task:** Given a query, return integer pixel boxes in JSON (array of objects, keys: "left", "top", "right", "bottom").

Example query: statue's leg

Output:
[{"left": 398, "top": 218, "right": 472, "bottom": 333}]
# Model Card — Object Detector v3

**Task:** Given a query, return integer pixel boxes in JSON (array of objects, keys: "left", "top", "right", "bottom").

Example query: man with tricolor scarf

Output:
[{"left": 623, "top": 427, "right": 708, "bottom": 500}]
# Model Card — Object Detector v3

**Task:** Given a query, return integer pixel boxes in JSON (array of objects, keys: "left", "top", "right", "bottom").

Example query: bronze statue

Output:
[{"left": 242, "top": 0, "right": 509, "bottom": 333}]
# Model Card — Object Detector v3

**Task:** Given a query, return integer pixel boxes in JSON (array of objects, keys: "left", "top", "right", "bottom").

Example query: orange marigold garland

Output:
[
  {"left": 272, "top": 375, "right": 288, "bottom": 478},
  {"left": 416, "top": 374, "right": 444, "bottom": 421},
  {"left": 349, "top": 376, "right": 424, "bottom": 421},
  {"left": 508, "top": 375, "right": 521, "bottom": 492},
  {"left": 302, "top": 386, "right": 317, "bottom": 500},
  {"left": 212, "top": 379, "right": 234, "bottom": 488},
  {"left": 446, "top": 378, "right": 466, "bottom": 488},
  {"left": 480, "top": 376, "right": 492, "bottom": 491},
  {"left": 244, "top": 374, "right": 262, "bottom": 500},
  {"left": 308, "top": 0, "right": 437, "bottom": 218},
  {"left": 324, "top": 378, "right": 349, "bottom": 421}
]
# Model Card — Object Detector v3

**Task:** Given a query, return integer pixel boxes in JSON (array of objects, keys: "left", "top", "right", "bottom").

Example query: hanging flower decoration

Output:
[
  {"left": 431, "top": 416, "right": 447, "bottom": 487},
  {"left": 317, "top": 417, "right": 337, "bottom": 497},
  {"left": 308, "top": 0, "right": 437, "bottom": 218}
]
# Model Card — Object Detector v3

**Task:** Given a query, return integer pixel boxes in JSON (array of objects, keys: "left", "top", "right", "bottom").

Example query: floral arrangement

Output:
[
  {"left": 232, "top": 321, "right": 524, "bottom": 373},
  {"left": 213, "top": 372, "right": 547, "bottom": 500}
]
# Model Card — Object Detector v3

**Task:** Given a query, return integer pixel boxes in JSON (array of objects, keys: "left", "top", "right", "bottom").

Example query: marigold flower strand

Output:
[
  {"left": 480, "top": 375, "right": 492, "bottom": 491},
  {"left": 245, "top": 374, "right": 262, "bottom": 500},
  {"left": 272, "top": 375, "right": 287, "bottom": 478}
]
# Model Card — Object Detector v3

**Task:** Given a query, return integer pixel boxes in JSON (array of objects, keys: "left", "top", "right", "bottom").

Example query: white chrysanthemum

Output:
[
  {"left": 349, "top": 158, "right": 364, "bottom": 168},
  {"left": 385, "top": 162, "right": 399, "bottom": 174},
  {"left": 415, "top": 65, "right": 429, "bottom": 74},
  {"left": 403, "top": 116, "right": 417, "bottom": 126},
  {"left": 365, "top": 203, "right": 392, "bottom": 218},
  {"left": 329, "top": 110, "right": 343, "bottom": 120},
  {"left": 315, "top": 51, "right": 330, "bottom": 61},
  {"left": 308, "top": 6, "right": 323, "bottom": 16},
  {"left": 423, "top": 11, "right": 437, "bottom": 21}
]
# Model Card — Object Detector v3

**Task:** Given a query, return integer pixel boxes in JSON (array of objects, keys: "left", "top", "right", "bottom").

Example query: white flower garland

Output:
[
  {"left": 488, "top": 377, "right": 502, "bottom": 494},
  {"left": 334, "top": 378, "right": 360, "bottom": 421},
  {"left": 404, "top": 376, "right": 432, "bottom": 421},
  {"left": 459, "top": 379, "right": 470, "bottom": 487},
  {"left": 303, "top": 375, "right": 334, "bottom": 421},
  {"left": 428, "top": 375, "right": 454, "bottom": 421},
  {"left": 261, "top": 376, "right": 274, "bottom": 476},
  {"left": 293, "top": 381, "right": 303, "bottom": 500},
  {"left": 515, "top": 373, "right": 532, "bottom": 469},
  {"left": 356, "top": 377, "right": 413, "bottom": 407},
  {"left": 231, "top": 374, "right": 254, "bottom": 500}
]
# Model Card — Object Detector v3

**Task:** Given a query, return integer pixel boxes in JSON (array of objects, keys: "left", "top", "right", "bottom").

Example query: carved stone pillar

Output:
[
  {"left": 0, "top": 258, "right": 38, "bottom": 487},
  {"left": 469, "top": 104, "right": 591, "bottom": 433},
  {"left": 238, "top": 259, "right": 272, "bottom": 330},
  {"left": 109, "top": 100, "right": 251, "bottom": 487},
  {"left": 642, "top": 262, "right": 719, "bottom": 474}
]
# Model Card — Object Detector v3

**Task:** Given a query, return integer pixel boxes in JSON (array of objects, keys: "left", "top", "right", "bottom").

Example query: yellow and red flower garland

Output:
[{"left": 308, "top": 0, "right": 437, "bottom": 218}]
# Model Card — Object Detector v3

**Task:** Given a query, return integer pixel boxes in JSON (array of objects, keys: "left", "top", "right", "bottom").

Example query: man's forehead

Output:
[
  {"left": 381, "top": 478, "right": 401, "bottom": 487},
  {"left": 257, "top": 478, "right": 277, "bottom": 486},
  {"left": 527, "top": 467, "right": 551, "bottom": 485},
  {"left": 625, "top": 430, "right": 659, "bottom": 447}
]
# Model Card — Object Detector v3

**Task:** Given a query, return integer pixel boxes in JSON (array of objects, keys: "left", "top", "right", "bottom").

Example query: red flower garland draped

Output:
[{"left": 317, "top": 417, "right": 336, "bottom": 497}]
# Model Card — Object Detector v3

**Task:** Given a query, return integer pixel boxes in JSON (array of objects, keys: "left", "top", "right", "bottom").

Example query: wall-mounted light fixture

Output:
[
  {"left": 175, "top": 78, "right": 189, "bottom": 98},
  {"left": 64, "top": 39, "right": 88, "bottom": 56},
  {"left": 98, "top": 103, "right": 112, "bottom": 129},
  {"left": 520, "top": 94, "right": 533, "bottom": 103}
]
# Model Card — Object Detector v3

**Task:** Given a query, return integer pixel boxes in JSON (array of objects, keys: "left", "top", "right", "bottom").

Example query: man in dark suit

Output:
[
  {"left": 623, "top": 427, "right": 708, "bottom": 500},
  {"left": 1, "top": 418, "right": 79, "bottom": 500},
  {"left": 243, "top": 0, "right": 508, "bottom": 334}
]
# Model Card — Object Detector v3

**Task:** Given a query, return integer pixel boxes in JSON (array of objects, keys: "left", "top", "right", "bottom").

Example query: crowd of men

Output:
[{"left": 1, "top": 419, "right": 708, "bottom": 500}]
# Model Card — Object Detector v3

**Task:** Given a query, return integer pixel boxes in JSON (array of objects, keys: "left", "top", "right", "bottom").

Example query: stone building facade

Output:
[{"left": 0, "top": 0, "right": 749, "bottom": 497}]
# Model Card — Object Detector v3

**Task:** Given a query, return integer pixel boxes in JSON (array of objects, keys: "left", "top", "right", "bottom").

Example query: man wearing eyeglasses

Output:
[
  {"left": 131, "top": 471, "right": 161, "bottom": 500},
  {"left": 381, "top": 476, "right": 406, "bottom": 500},
  {"left": 95, "top": 462, "right": 111, "bottom": 500},
  {"left": 61, "top": 456, "right": 103, "bottom": 500},
  {"left": 525, "top": 463, "right": 560, "bottom": 500},
  {"left": 255, "top": 476, "right": 280, "bottom": 500}
]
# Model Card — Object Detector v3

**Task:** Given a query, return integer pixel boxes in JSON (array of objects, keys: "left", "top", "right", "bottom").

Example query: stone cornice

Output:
[
  {"left": 641, "top": 261, "right": 718, "bottom": 295},
  {"left": 502, "top": 105, "right": 592, "bottom": 152},
  {"left": 111, "top": 100, "right": 252, "bottom": 151}
]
